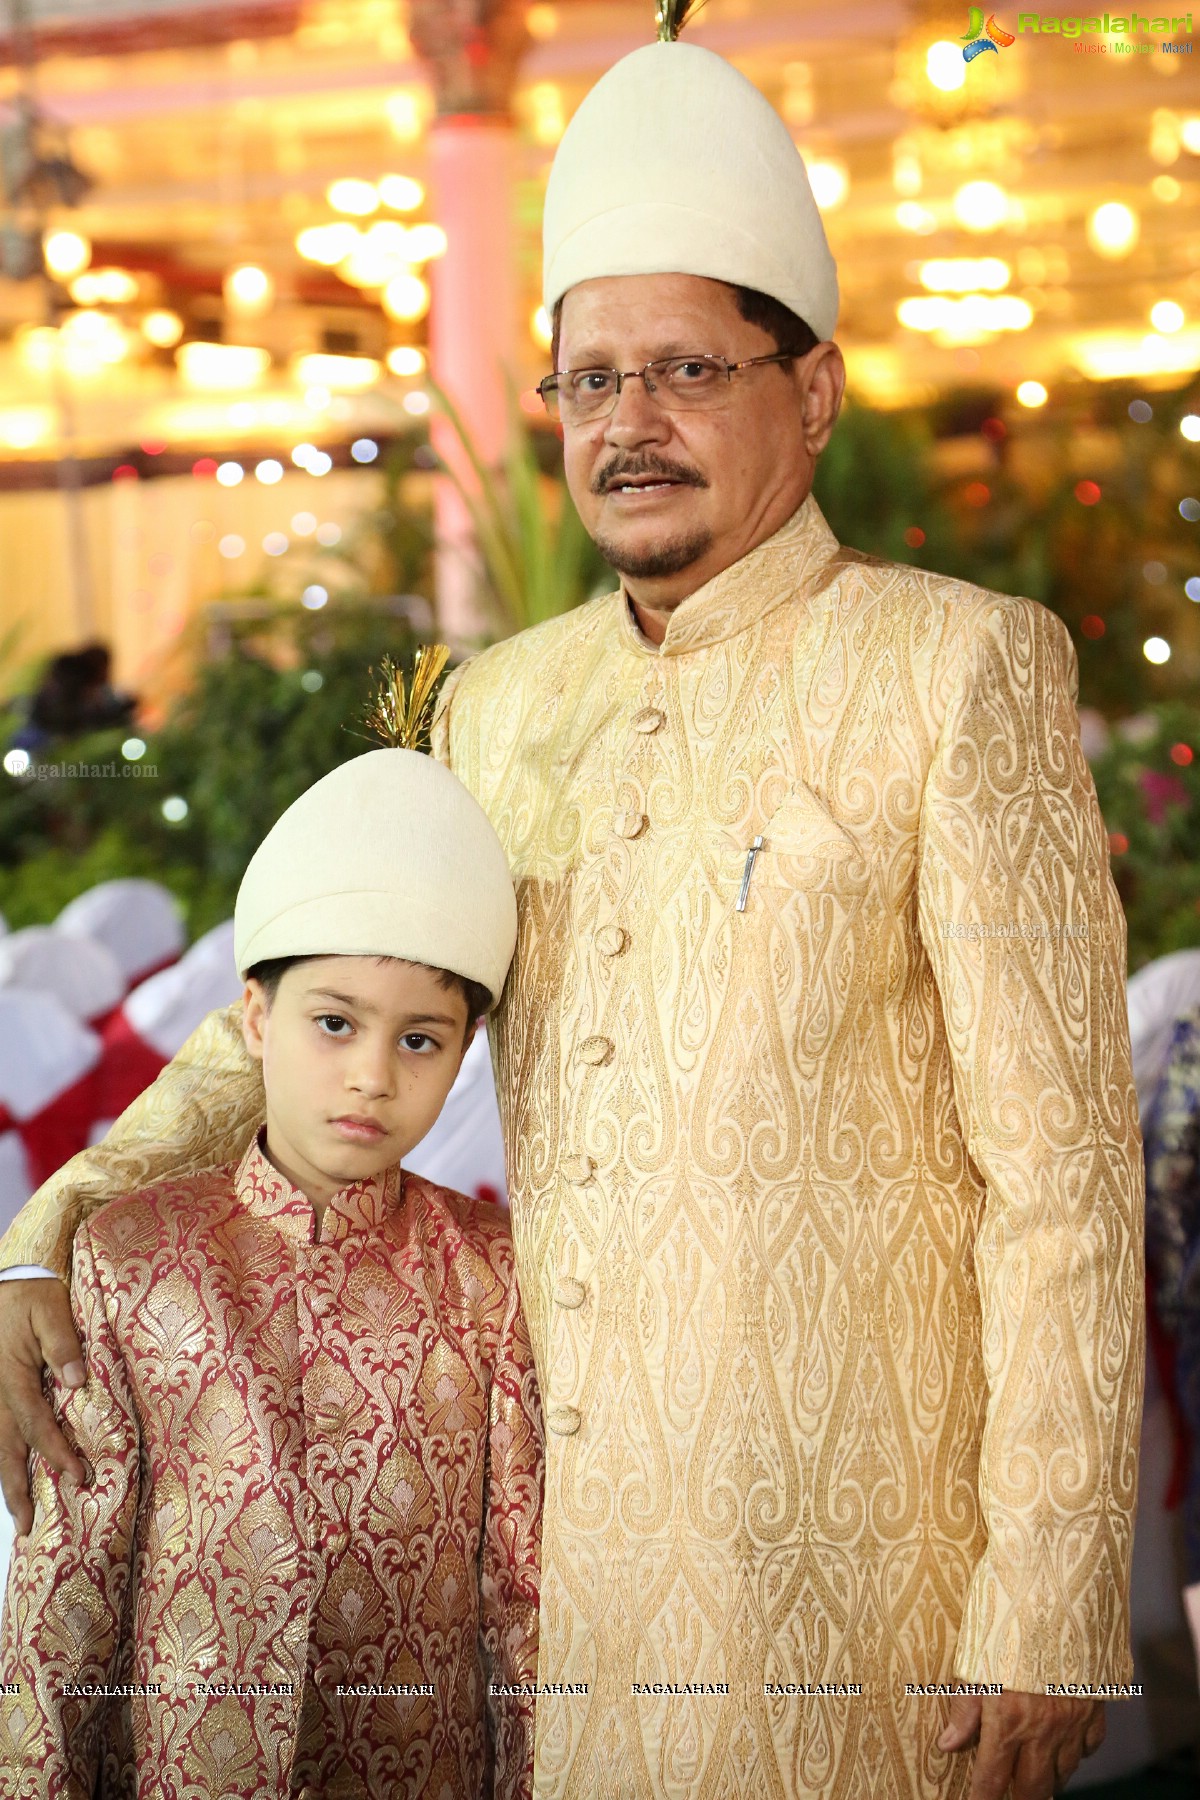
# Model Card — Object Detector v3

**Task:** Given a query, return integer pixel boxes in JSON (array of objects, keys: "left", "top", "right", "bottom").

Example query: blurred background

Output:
[{"left": 0, "top": 2, "right": 1199, "bottom": 1790}]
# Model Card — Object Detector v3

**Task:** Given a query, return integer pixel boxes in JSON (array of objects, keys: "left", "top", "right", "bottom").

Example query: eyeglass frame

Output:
[{"left": 536, "top": 350, "right": 803, "bottom": 423}]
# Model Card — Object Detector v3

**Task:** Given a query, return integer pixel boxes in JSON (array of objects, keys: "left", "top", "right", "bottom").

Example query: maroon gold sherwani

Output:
[{"left": 0, "top": 1133, "right": 544, "bottom": 1800}]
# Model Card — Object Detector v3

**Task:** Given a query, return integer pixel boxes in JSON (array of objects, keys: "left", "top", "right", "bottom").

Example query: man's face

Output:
[
  {"left": 556, "top": 273, "right": 844, "bottom": 615},
  {"left": 242, "top": 956, "right": 470, "bottom": 1206}
]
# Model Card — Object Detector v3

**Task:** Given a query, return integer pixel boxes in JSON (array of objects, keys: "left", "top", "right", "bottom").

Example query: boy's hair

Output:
[{"left": 246, "top": 954, "right": 491, "bottom": 1042}]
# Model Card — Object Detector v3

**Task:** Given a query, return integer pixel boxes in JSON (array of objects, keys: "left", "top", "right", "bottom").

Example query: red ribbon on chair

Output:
[
  {"left": 12, "top": 1066, "right": 102, "bottom": 1190},
  {"left": 94, "top": 1007, "right": 169, "bottom": 1126}
]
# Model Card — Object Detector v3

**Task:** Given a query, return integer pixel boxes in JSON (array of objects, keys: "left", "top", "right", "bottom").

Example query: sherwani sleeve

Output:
[
  {"left": 0, "top": 1004, "right": 262, "bottom": 1279},
  {"left": 916, "top": 595, "right": 1144, "bottom": 1690},
  {"left": 479, "top": 1258, "right": 544, "bottom": 1800},
  {"left": 428, "top": 655, "right": 477, "bottom": 778},
  {"left": 0, "top": 1225, "right": 140, "bottom": 1796}
]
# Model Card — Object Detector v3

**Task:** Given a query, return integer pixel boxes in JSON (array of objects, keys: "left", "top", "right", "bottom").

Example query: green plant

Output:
[
  {"left": 0, "top": 605, "right": 431, "bottom": 938},
  {"left": 1089, "top": 702, "right": 1200, "bottom": 972},
  {"left": 430, "top": 379, "right": 613, "bottom": 634}
]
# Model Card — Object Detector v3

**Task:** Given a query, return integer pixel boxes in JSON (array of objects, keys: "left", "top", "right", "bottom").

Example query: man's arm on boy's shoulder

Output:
[
  {"left": 479, "top": 1256, "right": 544, "bottom": 1800},
  {"left": 0, "top": 1001, "right": 261, "bottom": 1529},
  {"left": 0, "top": 1226, "right": 141, "bottom": 1798},
  {"left": 428, "top": 656, "right": 476, "bottom": 780}
]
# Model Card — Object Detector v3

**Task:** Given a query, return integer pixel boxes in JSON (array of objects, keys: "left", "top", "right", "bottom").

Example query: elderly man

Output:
[{"left": 0, "top": 25, "right": 1142, "bottom": 1800}]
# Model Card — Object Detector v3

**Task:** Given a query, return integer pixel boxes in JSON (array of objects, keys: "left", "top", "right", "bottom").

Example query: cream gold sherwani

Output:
[{"left": 2, "top": 497, "right": 1144, "bottom": 1800}]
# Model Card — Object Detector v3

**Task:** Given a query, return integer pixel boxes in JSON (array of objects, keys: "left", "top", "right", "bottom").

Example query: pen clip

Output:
[{"left": 736, "top": 835, "right": 765, "bottom": 912}]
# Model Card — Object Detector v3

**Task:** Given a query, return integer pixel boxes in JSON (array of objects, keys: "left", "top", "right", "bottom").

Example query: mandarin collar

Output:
[
  {"left": 614, "top": 492, "right": 841, "bottom": 658},
  {"left": 234, "top": 1129, "right": 402, "bottom": 1245}
]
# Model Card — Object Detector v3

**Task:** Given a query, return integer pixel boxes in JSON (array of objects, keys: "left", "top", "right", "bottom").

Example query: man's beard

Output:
[
  {"left": 592, "top": 523, "right": 714, "bottom": 580},
  {"left": 589, "top": 453, "right": 711, "bottom": 579}
]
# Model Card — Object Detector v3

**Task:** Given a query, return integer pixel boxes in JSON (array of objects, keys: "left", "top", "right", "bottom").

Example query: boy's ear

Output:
[
  {"left": 241, "top": 980, "right": 268, "bottom": 1062},
  {"left": 457, "top": 1015, "right": 479, "bottom": 1070}
]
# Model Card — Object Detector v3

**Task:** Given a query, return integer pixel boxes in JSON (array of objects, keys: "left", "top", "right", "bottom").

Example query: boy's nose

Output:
[{"left": 346, "top": 1052, "right": 394, "bottom": 1099}]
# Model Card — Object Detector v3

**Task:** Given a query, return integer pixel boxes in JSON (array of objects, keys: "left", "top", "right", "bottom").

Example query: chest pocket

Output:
[{"left": 718, "top": 785, "right": 873, "bottom": 900}]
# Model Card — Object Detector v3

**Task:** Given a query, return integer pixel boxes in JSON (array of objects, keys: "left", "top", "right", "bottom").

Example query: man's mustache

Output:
[{"left": 592, "top": 456, "right": 708, "bottom": 495}]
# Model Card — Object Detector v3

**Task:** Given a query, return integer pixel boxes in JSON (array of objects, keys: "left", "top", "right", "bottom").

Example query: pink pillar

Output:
[{"left": 428, "top": 117, "right": 519, "bottom": 643}]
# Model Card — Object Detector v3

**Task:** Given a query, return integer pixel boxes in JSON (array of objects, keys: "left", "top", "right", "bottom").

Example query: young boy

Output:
[{"left": 0, "top": 745, "right": 543, "bottom": 1799}]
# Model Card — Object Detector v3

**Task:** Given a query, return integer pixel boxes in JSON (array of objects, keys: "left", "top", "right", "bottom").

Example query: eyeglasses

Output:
[{"left": 537, "top": 351, "right": 800, "bottom": 424}]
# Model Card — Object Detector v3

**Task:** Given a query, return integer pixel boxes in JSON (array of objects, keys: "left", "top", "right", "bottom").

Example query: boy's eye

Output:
[
  {"left": 316, "top": 1014, "right": 352, "bottom": 1036},
  {"left": 402, "top": 1032, "right": 437, "bottom": 1054}
]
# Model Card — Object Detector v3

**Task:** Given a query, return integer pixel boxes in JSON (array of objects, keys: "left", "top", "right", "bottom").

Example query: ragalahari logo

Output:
[{"left": 961, "top": 8, "right": 1017, "bottom": 56}]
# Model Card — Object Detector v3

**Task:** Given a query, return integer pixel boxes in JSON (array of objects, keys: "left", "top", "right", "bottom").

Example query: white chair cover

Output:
[
  {"left": 0, "top": 926, "right": 125, "bottom": 1024},
  {"left": 124, "top": 941, "right": 243, "bottom": 1061},
  {"left": 1127, "top": 948, "right": 1200, "bottom": 1125},
  {"left": 0, "top": 988, "right": 101, "bottom": 1122},
  {"left": 56, "top": 879, "right": 184, "bottom": 987}
]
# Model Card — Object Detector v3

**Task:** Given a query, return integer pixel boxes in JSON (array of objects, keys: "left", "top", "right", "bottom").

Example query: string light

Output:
[
  {"left": 807, "top": 160, "right": 849, "bottom": 211},
  {"left": 404, "top": 223, "right": 448, "bottom": 263},
  {"left": 1150, "top": 300, "right": 1184, "bottom": 334},
  {"left": 292, "top": 353, "right": 381, "bottom": 391},
  {"left": 327, "top": 178, "right": 378, "bottom": 216},
  {"left": 177, "top": 343, "right": 270, "bottom": 391},
  {"left": 925, "top": 41, "right": 966, "bottom": 93},
  {"left": 70, "top": 268, "right": 138, "bottom": 306},
  {"left": 296, "top": 224, "right": 361, "bottom": 266},
  {"left": 1017, "top": 381, "right": 1048, "bottom": 408},
  {"left": 952, "top": 182, "right": 1010, "bottom": 233},
  {"left": 43, "top": 230, "right": 91, "bottom": 279},
  {"left": 382, "top": 274, "right": 430, "bottom": 322},
  {"left": 896, "top": 201, "right": 937, "bottom": 234},
  {"left": 919, "top": 259, "right": 1010, "bottom": 294},
  {"left": 141, "top": 310, "right": 184, "bottom": 348},
  {"left": 224, "top": 264, "right": 275, "bottom": 317},
  {"left": 1087, "top": 203, "right": 1138, "bottom": 258},
  {"left": 531, "top": 305, "right": 552, "bottom": 350},
  {"left": 386, "top": 346, "right": 425, "bottom": 377},
  {"left": 378, "top": 175, "right": 424, "bottom": 211},
  {"left": 385, "top": 90, "right": 427, "bottom": 143}
]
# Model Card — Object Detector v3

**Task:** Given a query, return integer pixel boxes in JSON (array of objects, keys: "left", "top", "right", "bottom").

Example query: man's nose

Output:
[{"left": 603, "top": 374, "right": 673, "bottom": 445}]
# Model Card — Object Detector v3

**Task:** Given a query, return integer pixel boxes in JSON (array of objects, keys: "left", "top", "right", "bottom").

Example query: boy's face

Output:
[{"left": 241, "top": 956, "right": 472, "bottom": 1206}]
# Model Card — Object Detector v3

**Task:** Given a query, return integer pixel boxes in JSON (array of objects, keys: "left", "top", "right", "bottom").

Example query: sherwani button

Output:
[
  {"left": 561, "top": 1154, "right": 595, "bottom": 1182},
  {"left": 612, "top": 809, "right": 647, "bottom": 839},
  {"left": 577, "top": 1036, "right": 613, "bottom": 1067},
  {"left": 595, "top": 926, "right": 628, "bottom": 957},
  {"left": 547, "top": 1403, "right": 582, "bottom": 1436},
  {"left": 632, "top": 707, "right": 665, "bottom": 733},
  {"left": 554, "top": 1277, "right": 586, "bottom": 1309}
]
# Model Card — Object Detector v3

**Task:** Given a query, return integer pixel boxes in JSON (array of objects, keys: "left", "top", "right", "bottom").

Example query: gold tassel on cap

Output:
[
  {"left": 358, "top": 643, "right": 451, "bottom": 751},
  {"left": 655, "top": 0, "right": 706, "bottom": 41}
]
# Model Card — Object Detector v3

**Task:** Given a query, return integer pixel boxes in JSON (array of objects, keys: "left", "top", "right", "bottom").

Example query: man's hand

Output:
[
  {"left": 0, "top": 1279, "right": 86, "bottom": 1535},
  {"left": 939, "top": 1690, "right": 1106, "bottom": 1799}
]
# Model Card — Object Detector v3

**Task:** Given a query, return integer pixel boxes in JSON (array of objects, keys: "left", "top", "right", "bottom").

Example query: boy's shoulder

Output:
[
  {"left": 400, "top": 1170, "right": 515, "bottom": 1282},
  {"left": 83, "top": 1165, "right": 240, "bottom": 1256}
]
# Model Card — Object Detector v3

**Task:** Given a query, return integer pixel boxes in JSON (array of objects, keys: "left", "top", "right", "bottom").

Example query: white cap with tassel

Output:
[{"left": 542, "top": 2, "right": 838, "bottom": 341}]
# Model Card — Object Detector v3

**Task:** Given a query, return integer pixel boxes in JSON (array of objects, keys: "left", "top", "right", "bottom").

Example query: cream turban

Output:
[
  {"left": 543, "top": 40, "right": 838, "bottom": 342},
  {"left": 233, "top": 750, "right": 517, "bottom": 1006}
]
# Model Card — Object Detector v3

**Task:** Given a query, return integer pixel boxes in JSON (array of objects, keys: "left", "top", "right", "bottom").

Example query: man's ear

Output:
[
  {"left": 800, "top": 341, "right": 846, "bottom": 459},
  {"left": 242, "top": 980, "right": 268, "bottom": 1063}
]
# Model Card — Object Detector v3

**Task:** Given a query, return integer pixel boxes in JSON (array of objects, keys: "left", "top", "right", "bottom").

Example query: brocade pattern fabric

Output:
[
  {"left": 1, "top": 496, "right": 1144, "bottom": 1797},
  {"left": 0, "top": 1135, "right": 542, "bottom": 1799}
]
